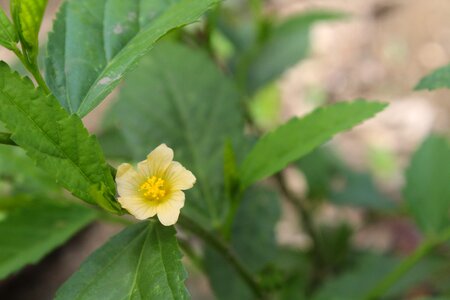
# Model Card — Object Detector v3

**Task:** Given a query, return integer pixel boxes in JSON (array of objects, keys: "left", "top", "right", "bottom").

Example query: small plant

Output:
[{"left": 0, "top": 0, "right": 449, "bottom": 299}]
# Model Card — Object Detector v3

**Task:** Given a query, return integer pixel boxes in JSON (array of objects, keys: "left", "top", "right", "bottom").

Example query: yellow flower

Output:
[{"left": 116, "top": 144, "right": 196, "bottom": 226}]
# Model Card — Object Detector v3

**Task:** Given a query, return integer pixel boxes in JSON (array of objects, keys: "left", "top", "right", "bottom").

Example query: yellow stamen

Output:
[{"left": 139, "top": 176, "right": 166, "bottom": 200}]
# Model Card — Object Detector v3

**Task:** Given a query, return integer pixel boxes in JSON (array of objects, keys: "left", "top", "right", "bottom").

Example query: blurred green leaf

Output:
[
  {"left": 415, "top": 64, "right": 450, "bottom": 91},
  {"left": 247, "top": 10, "right": 346, "bottom": 93},
  {"left": 0, "top": 197, "right": 96, "bottom": 280},
  {"left": 10, "top": 0, "right": 47, "bottom": 56},
  {"left": 240, "top": 101, "right": 387, "bottom": 188},
  {"left": 404, "top": 135, "right": 450, "bottom": 236},
  {"left": 232, "top": 186, "right": 281, "bottom": 272},
  {"left": 313, "top": 254, "right": 441, "bottom": 300},
  {"left": 56, "top": 221, "right": 188, "bottom": 300},
  {"left": 316, "top": 224, "right": 353, "bottom": 269},
  {"left": 46, "top": 0, "right": 218, "bottom": 117},
  {"left": 104, "top": 42, "right": 244, "bottom": 227},
  {"left": 249, "top": 83, "right": 281, "bottom": 131},
  {"left": 0, "top": 8, "right": 18, "bottom": 50},
  {"left": 0, "top": 63, "right": 119, "bottom": 213},
  {"left": 98, "top": 127, "right": 133, "bottom": 161}
]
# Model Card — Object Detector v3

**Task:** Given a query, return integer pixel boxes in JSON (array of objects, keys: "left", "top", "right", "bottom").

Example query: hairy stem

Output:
[
  {"left": 363, "top": 228, "right": 450, "bottom": 300},
  {"left": 178, "top": 214, "right": 266, "bottom": 299}
]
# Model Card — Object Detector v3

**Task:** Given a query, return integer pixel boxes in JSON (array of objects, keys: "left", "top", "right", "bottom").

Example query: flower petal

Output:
[
  {"left": 138, "top": 144, "right": 174, "bottom": 177},
  {"left": 157, "top": 197, "right": 183, "bottom": 226},
  {"left": 116, "top": 163, "right": 145, "bottom": 197},
  {"left": 165, "top": 162, "right": 196, "bottom": 191},
  {"left": 118, "top": 196, "right": 157, "bottom": 220}
]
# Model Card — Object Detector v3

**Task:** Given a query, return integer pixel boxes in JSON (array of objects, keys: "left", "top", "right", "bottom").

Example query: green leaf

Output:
[
  {"left": 0, "top": 197, "right": 96, "bottom": 280},
  {"left": 105, "top": 42, "right": 244, "bottom": 226},
  {"left": 46, "top": 0, "right": 218, "bottom": 117},
  {"left": 232, "top": 186, "right": 280, "bottom": 272},
  {"left": 10, "top": 0, "right": 47, "bottom": 54},
  {"left": 247, "top": 10, "right": 346, "bottom": 93},
  {"left": 56, "top": 221, "right": 189, "bottom": 300},
  {"left": 240, "top": 100, "right": 387, "bottom": 188},
  {"left": 0, "top": 8, "right": 18, "bottom": 50},
  {"left": 404, "top": 135, "right": 450, "bottom": 236},
  {"left": 415, "top": 64, "right": 450, "bottom": 91},
  {"left": 0, "top": 63, "right": 119, "bottom": 213}
]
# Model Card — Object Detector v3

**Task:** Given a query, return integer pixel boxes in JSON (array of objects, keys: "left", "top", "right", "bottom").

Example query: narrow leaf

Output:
[
  {"left": 55, "top": 221, "right": 189, "bottom": 300},
  {"left": 46, "top": 0, "right": 218, "bottom": 117},
  {"left": 240, "top": 101, "right": 387, "bottom": 188},
  {"left": 0, "top": 197, "right": 96, "bottom": 280},
  {"left": 404, "top": 135, "right": 450, "bottom": 235},
  {"left": 10, "top": 0, "right": 47, "bottom": 53},
  {"left": 0, "top": 62, "right": 119, "bottom": 213},
  {"left": 0, "top": 8, "right": 18, "bottom": 50},
  {"left": 415, "top": 64, "right": 450, "bottom": 91}
]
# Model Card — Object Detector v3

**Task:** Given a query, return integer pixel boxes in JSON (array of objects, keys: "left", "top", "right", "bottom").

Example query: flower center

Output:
[{"left": 139, "top": 176, "right": 166, "bottom": 200}]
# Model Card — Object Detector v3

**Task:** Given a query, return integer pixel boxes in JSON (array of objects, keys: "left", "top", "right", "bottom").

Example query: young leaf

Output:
[
  {"left": 0, "top": 197, "right": 96, "bottom": 280},
  {"left": 415, "top": 64, "right": 450, "bottom": 91},
  {"left": 55, "top": 221, "right": 189, "bottom": 300},
  {"left": 105, "top": 42, "right": 244, "bottom": 227},
  {"left": 46, "top": 0, "right": 219, "bottom": 117},
  {"left": 0, "top": 8, "right": 18, "bottom": 50},
  {"left": 404, "top": 135, "right": 450, "bottom": 236},
  {"left": 240, "top": 101, "right": 387, "bottom": 188},
  {"left": 0, "top": 63, "right": 119, "bottom": 213},
  {"left": 10, "top": 0, "right": 48, "bottom": 55},
  {"left": 247, "top": 10, "right": 346, "bottom": 94}
]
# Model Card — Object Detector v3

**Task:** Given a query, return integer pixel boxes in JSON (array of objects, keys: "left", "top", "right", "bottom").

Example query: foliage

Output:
[{"left": 0, "top": 0, "right": 448, "bottom": 299}]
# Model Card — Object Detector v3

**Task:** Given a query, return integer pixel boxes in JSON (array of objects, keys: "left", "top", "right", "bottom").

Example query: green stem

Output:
[
  {"left": 363, "top": 228, "right": 450, "bottom": 300},
  {"left": 0, "top": 132, "right": 16, "bottom": 146},
  {"left": 178, "top": 214, "right": 267, "bottom": 299}
]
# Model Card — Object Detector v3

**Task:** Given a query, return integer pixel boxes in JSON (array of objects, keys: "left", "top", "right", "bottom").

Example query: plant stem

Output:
[
  {"left": 274, "top": 172, "right": 324, "bottom": 268},
  {"left": 363, "top": 228, "right": 450, "bottom": 300},
  {"left": 178, "top": 214, "right": 267, "bottom": 299},
  {"left": 0, "top": 132, "right": 16, "bottom": 146}
]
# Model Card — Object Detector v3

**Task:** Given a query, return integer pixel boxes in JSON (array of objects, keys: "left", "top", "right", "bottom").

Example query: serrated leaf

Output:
[
  {"left": 0, "top": 62, "right": 119, "bottom": 213},
  {"left": 0, "top": 197, "right": 96, "bottom": 280},
  {"left": 104, "top": 42, "right": 244, "bottom": 226},
  {"left": 56, "top": 221, "right": 189, "bottom": 300},
  {"left": 240, "top": 101, "right": 387, "bottom": 188},
  {"left": 46, "top": 0, "right": 218, "bottom": 117},
  {"left": 415, "top": 64, "right": 450, "bottom": 91},
  {"left": 10, "top": 0, "right": 47, "bottom": 54},
  {"left": 404, "top": 135, "right": 450, "bottom": 236},
  {"left": 0, "top": 8, "right": 18, "bottom": 50},
  {"left": 247, "top": 10, "right": 346, "bottom": 94}
]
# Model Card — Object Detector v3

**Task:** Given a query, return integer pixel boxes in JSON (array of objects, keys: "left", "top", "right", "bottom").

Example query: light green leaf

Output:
[
  {"left": 240, "top": 101, "right": 387, "bottom": 188},
  {"left": 10, "top": 0, "right": 47, "bottom": 54},
  {"left": 0, "top": 8, "right": 18, "bottom": 50},
  {"left": 415, "top": 64, "right": 450, "bottom": 91},
  {"left": 231, "top": 186, "right": 280, "bottom": 272},
  {"left": 404, "top": 135, "right": 450, "bottom": 236},
  {"left": 56, "top": 221, "right": 189, "bottom": 300},
  {"left": 0, "top": 197, "right": 96, "bottom": 280},
  {"left": 0, "top": 63, "right": 119, "bottom": 213},
  {"left": 46, "top": 0, "right": 218, "bottom": 117},
  {"left": 247, "top": 10, "right": 346, "bottom": 93},
  {"left": 105, "top": 42, "right": 244, "bottom": 226}
]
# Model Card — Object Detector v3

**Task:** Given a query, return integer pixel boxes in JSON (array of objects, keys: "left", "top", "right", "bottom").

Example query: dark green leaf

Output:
[
  {"left": 56, "top": 221, "right": 189, "bottom": 300},
  {"left": 0, "top": 197, "right": 96, "bottom": 280},
  {"left": 0, "top": 63, "right": 119, "bottom": 213},
  {"left": 415, "top": 64, "right": 450, "bottom": 91},
  {"left": 10, "top": 0, "right": 47, "bottom": 56},
  {"left": 232, "top": 186, "right": 281, "bottom": 272},
  {"left": 247, "top": 10, "right": 346, "bottom": 93},
  {"left": 105, "top": 42, "right": 244, "bottom": 226},
  {"left": 240, "top": 101, "right": 387, "bottom": 188},
  {"left": 46, "top": 0, "right": 218, "bottom": 117},
  {"left": 0, "top": 8, "right": 18, "bottom": 50},
  {"left": 404, "top": 135, "right": 450, "bottom": 235}
]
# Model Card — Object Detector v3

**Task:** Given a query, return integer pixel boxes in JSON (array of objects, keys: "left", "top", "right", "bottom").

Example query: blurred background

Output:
[{"left": 0, "top": 0, "right": 449, "bottom": 299}]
